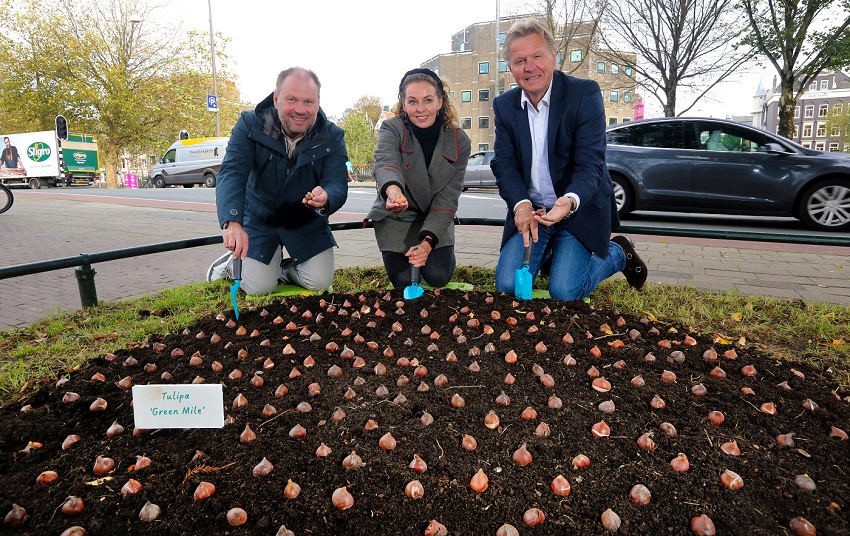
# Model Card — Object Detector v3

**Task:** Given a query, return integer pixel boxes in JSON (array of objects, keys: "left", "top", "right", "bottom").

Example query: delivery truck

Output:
[
  {"left": 150, "top": 137, "right": 228, "bottom": 188},
  {"left": 0, "top": 130, "right": 99, "bottom": 188}
]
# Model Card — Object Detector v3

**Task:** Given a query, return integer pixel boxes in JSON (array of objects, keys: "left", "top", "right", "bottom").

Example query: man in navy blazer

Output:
[{"left": 490, "top": 19, "right": 647, "bottom": 301}]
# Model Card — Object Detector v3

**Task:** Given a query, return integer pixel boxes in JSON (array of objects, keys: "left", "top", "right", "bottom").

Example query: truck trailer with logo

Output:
[{"left": 0, "top": 130, "right": 99, "bottom": 188}]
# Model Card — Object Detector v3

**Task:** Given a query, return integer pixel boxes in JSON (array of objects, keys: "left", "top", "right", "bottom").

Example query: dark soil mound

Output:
[{"left": 1, "top": 290, "right": 848, "bottom": 535}]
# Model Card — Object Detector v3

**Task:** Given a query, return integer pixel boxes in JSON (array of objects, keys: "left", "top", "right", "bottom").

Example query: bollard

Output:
[{"left": 75, "top": 255, "right": 98, "bottom": 307}]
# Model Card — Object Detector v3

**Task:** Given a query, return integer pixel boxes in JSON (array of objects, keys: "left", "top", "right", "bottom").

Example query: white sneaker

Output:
[{"left": 206, "top": 252, "right": 233, "bottom": 282}]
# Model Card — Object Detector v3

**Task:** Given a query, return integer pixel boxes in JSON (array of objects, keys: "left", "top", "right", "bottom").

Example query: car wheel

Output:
[
  {"left": 798, "top": 179, "right": 850, "bottom": 231},
  {"left": 611, "top": 175, "right": 634, "bottom": 217},
  {"left": 203, "top": 173, "right": 216, "bottom": 188},
  {"left": 29, "top": 178, "right": 41, "bottom": 190},
  {"left": 153, "top": 176, "right": 166, "bottom": 189}
]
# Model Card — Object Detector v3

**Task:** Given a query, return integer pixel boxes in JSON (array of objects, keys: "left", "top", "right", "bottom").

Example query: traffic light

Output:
[
  {"left": 55, "top": 115, "right": 68, "bottom": 140},
  {"left": 178, "top": 130, "right": 190, "bottom": 140}
]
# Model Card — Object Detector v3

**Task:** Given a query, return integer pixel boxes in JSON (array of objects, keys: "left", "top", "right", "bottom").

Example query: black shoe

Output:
[{"left": 611, "top": 235, "right": 647, "bottom": 290}]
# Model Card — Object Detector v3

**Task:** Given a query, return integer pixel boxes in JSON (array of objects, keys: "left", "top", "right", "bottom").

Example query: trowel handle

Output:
[
  {"left": 232, "top": 256, "right": 242, "bottom": 280},
  {"left": 411, "top": 265, "right": 421, "bottom": 284},
  {"left": 522, "top": 241, "right": 534, "bottom": 267}
]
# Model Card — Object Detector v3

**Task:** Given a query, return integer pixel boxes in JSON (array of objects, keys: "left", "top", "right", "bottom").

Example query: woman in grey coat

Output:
[{"left": 367, "top": 68, "right": 472, "bottom": 289}]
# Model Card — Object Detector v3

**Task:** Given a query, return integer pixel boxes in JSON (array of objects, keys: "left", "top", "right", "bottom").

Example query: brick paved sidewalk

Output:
[{"left": 1, "top": 193, "right": 848, "bottom": 330}]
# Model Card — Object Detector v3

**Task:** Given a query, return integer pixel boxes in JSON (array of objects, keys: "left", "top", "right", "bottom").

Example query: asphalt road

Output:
[{"left": 20, "top": 185, "right": 845, "bottom": 239}]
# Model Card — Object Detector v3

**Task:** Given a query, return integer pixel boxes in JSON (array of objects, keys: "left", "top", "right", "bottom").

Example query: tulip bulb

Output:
[
  {"left": 630, "top": 484, "right": 651, "bottom": 504},
  {"left": 523, "top": 508, "right": 545, "bottom": 527},
  {"left": 484, "top": 410, "right": 500, "bottom": 429},
  {"left": 496, "top": 524, "right": 520, "bottom": 536},
  {"left": 789, "top": 516, "right": 816, "bottom": 536},
  {"left": 512, "top": 443, "right": 533, "bottom": 466},
  {"left": 591, "top": 420, "right": 611, "bottom": 438},
  {"left": 707, "top": 411, "right": 725, "bottom": 425},
  {"left": 637, "top": 432, "right": 656, "bottom": 450},
  {"left": 462, "top": 434, "right": 477, "bottom": 451},
  {"left": 470, "top": 468, "right": 489, "bottom": 492},
  {"left": 36, "top": 470, "right": 58, "bottom": 485},
  {"left": 62, "top": 496, "right": 85, "bottom": 515},
  {"left": 332, "top": 486, "right": 354, "bottom": 510},
  {"left": 138, "top": 501, "right": 160, "bottom": 522},
  {"left": 601, "top": 508, "right": 621, "bottom": 532},
  {"left": 719, "top": 469, "right": 743, "bottom": 489},
  {"left": 776, "top": 432, "right": 795, "bottom": 447},
  {"left": 572, "top": 454, "right": 590, "bottom": 468},
  {"left": 4, "top": 504, "right": 28, "bottom": 527},
  {"left": 535, "top": 422, "right": 551, "bottom": 437},
  {"left": 316, "top": 442, "right": 332, "bottom": 457},
  {"left": 379, "top": 432, "right": 397, "bottom": 450},
  {"left": 690, "top": 514, "right": 716, "bottom": 535},
  {"left": 670, "top": 452, "right": 690, "bottom": 472},
  {"left": 241, "top": 424, "right": 257, "bottom": 443},
  {"left": 252, "top": 457, "right": 274, "bottom": 477},
  {"left": 343, "top": 451, "right": 364, "bottom": 469},
  {"left": 121, "top": 478, "right": 142, "bottom": 496},
  {"left": 551, "top": 474, "right": 571, "bottom": 496},
  {"left": 284, "top": 479, "right": 301, "bottom": 499},
  {"left": 93, "top": 455, "right": 115, "bottom": 476},
  {"left": 226, "top": 507, "right": 247, "bottom": 526},
  {"left": 405, "top": 479, "right": 424, "bottom": 499},
  {"left": 409, "top": 454, "right": 427, "bottom": 473},
  {"left": 425, "top": 520, "right": 447, "bottom": 536},
  {"left": 194, "top": 481, "right": 215, "bottom": 500}
]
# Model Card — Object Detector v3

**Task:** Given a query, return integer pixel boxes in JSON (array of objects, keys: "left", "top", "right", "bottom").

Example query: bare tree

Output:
[
  {"left": 531, "top": 0, "right": 608, "bottom": 75},
  {"left": 740, "top": 0, "right": 850, "bottom": 137},
  {"left": 599, "top": 0, "right": 753, "bottom": 117}
]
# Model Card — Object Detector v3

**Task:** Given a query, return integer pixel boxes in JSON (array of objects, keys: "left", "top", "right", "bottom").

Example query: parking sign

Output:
[{"left": 207, "top": 94, "right": 218, "bottom": 112}]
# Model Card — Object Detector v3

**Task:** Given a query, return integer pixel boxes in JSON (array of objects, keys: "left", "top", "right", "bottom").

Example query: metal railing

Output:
[{"left": 0, "top": 219, "right": 848, "bottom": 309}]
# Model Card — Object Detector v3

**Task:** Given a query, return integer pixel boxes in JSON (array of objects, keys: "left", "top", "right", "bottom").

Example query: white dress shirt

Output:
[{"left": 514, "top": 81, "right": 581, "bottom": 215}]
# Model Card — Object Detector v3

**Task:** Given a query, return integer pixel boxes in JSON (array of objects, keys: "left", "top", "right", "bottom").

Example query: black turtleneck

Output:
[{"left": 408, "top": 114, "right": 443, "bottom": 168}]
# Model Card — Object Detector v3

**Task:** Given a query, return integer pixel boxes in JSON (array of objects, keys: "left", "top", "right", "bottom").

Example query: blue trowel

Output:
[
  {"left": 403, "top": 265, "right": 424, "bottom": 300},
  {"left": 230, "top": 256, "right": 242, "bottom": 319},
  {"left": 514, "top": 241, "right": 534, "bottom": 300}
]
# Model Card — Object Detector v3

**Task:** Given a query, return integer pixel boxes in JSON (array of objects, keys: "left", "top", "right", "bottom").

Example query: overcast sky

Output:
[{"left": 179, "top": 0, "right": 771, "bottom": 120}]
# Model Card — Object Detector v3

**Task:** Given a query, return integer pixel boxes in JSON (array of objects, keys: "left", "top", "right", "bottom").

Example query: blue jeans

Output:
[{"left": 495, "top": 227, "right": 626, "bottom": 301}]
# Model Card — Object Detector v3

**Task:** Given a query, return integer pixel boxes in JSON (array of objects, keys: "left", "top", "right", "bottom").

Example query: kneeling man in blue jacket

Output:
[{"left": 207, "top": 66, "right": 349, "bottom": 295}]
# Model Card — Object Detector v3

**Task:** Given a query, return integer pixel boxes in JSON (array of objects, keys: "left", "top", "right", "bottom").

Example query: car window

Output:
[
  {"left": 468, "top": 153, "right": 486, "bottom": 166},
  {"left": 698, "top": 124, "right": 773, "bottom": 153},
  {"left": 607, "top": 123, "right": 683, "bottom": 149},
  {"left": 484, "top": 152, "right": 494, "bottom": 165},
  {"left": 162, "top": 149, "right": 176, "bottom": 164}
]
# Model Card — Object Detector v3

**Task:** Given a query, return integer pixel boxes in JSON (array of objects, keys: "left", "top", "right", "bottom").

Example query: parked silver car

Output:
[
  {"left": 605, "top": 118, "right": 850, "bottom": 231},
  {"left": 463, "top": 150, "right": 497, "bottom": 190}
]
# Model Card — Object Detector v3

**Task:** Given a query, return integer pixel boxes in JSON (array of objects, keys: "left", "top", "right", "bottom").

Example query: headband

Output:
[{"left": 398, "top": 68, "right": 444, "bottom": 96}]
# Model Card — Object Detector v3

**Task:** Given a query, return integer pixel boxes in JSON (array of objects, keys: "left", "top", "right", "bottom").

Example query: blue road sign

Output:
[{"left": 207, "top": 94, "right": 218, "bottom": 112}]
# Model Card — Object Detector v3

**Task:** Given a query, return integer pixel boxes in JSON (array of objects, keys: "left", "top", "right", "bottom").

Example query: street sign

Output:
[{"left": 207, "top": 94, "right": 218, "bottom": 112}]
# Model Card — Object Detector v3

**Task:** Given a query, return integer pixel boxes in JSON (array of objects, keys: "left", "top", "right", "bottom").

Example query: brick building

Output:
[
  {"left": 752, "top": 70, "right": 849, "bottom": 152},
  {"left": 420, "top": 15, "right": 637, "bottom": 152}
]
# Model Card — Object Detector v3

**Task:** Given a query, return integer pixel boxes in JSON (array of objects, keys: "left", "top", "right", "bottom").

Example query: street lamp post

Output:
[{"left": 208, "top": 0, "right": 220, "bottom": 137}]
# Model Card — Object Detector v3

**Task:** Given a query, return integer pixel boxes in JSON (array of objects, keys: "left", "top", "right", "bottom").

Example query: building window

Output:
[
  {"left": 804, "top": 105, "right": 814, "bottom": 118},
  {"left": 460, "top": 117, "right": 471, "bottom": 129},
  {"left": 499, "top": 33, "right": 506, "bottom": 45},
  {"left": 793, "top": 124, "right": 799, "bottom": 138},
  {"left": 433, "top": 67, "right": 439, "bottom": 76},
  {"left": 833, "top": 103, "right": 843, "bottom": 115},
  {"left": 596, "top": 62, "right": 606, "bottom": 74},
  {"left": 459, "top": 42, "right": 466, "bottom": 52},
  {"left": 821, "top": 80, "right": 829, "bottom": 90},
  {"left": 802, "top": 142, "right": 812, "bottom": 149},
  {"left": 479, "top": 62, "right": 489, "bottom": 74},
  {"left": 809, "top": 81, "right": 818, "bottom": 90},
  {"left": 832, "top": 125, "right": 841, "bottom": 136},
  {"left": 461, "top": 90, "right": 471, "bottom": 102},
  {"left": 610, "top": 90, "right": 619, "bottom": 102},
  {"left": 478, "top": 116, "right": 490, "bottom": 128},
  {"left": 623, "top": 91, "right": 632, "bottom": 103},
  {"left": 794, "top": 106, "right": 800, "bottom": 118},
  {"left": 556, "top": 53, "right": 562, "bottom": 65},
  {"left": 802, "top": 123, "right": 813, "bottom": 137},
  {"left": 817, "top": 124, "right": 826, "bottom": 137},
  {"left": 815, "top": 141, "right": 825, "bottom": 151},
  {"left": 624, "top": 65, "right": 633, "bottom": 76},
  {"left": 611, "top": 63, "right": 619, "bottom": 75},
  {"left": 509, "top": 83, "right": 518, "bottom": 90},
  {"left": 622, "top": 117, "right": 631, "bottom": 123},
  {"left": 500, "top": 61, "right": 507, "bottom": 72},
  {"left": 608, "top": 117, "right": 617, "bottom": 126},
  {"left": 829, "top": 143, "right": 839, "bottom": 152},
  {"left": 819, "top": 104, "right": 828, "bottom": 117},
  {"left": 478, "top": 143, "right": 489, "bottom": 151},
  {"left": 570, "top": 49, "right": 582, "bottom": 62},
  {"left": 479, "top": 89, "right": 490, "bottom": 101}
]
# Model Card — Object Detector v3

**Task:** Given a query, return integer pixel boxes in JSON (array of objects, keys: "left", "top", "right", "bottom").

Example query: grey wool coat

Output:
[{"left": 367, "top": 117, "right": 471, "bottom": 253}]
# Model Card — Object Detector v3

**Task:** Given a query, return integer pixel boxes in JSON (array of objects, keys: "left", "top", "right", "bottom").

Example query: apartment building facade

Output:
[
  {"left": 420, "top": 15, "right": 637, "bottom": 152},
  {"left": 752, "top": 70, "right": 849, "bottom": 152}
]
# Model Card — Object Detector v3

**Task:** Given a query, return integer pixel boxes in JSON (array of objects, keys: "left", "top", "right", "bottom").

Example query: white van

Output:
[{"left": 150, "top": 137, "right": 228, "bottom": 188}]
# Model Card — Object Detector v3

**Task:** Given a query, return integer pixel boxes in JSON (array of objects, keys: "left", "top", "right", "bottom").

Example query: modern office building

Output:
[
  {"left": 420, "top": 15, "right": 637, "bottom": 152},
  {"left": 752, "top": 70, "right": 849, "bottom": 152}
]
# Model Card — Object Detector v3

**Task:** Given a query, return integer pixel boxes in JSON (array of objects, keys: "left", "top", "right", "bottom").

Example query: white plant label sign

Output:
[{"left": 132, "top": 384, "right": 224, "bottom": 429}]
